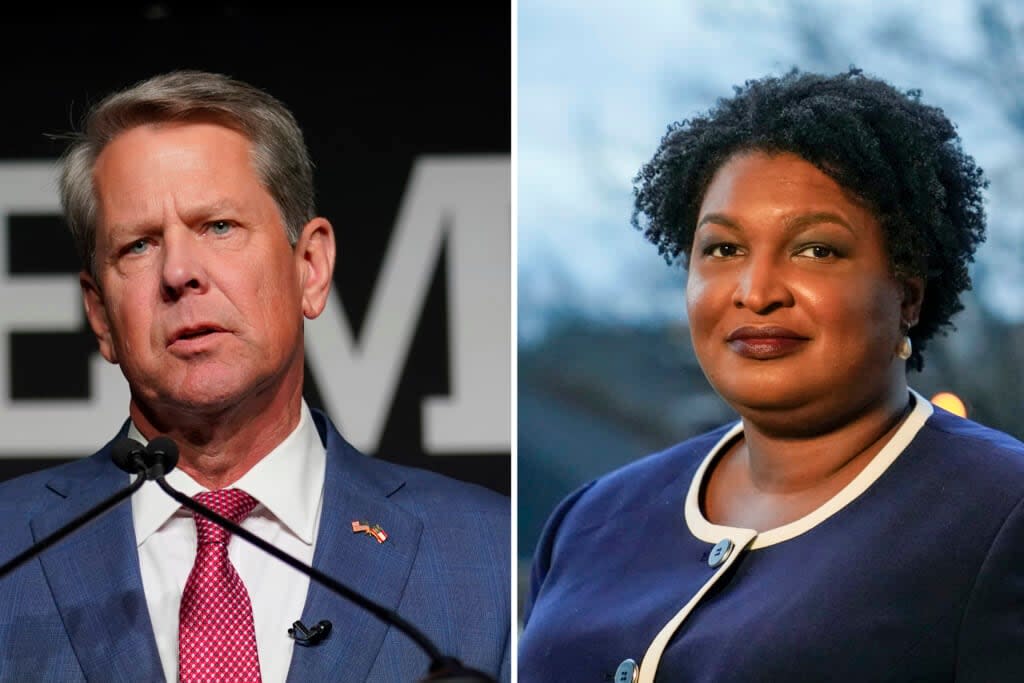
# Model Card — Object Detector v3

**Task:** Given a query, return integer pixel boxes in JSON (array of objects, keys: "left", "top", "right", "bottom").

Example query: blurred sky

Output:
[{"left": 518, "top": 0, "right": 1024, "bottom": 345}]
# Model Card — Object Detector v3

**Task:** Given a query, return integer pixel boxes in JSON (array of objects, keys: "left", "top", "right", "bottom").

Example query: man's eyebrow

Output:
[
  {"left": 187, "top": 199, "right": 241, "bottom": 217},
  {"left": 695, "top": 211, "right": 856, "bottom": 236}
]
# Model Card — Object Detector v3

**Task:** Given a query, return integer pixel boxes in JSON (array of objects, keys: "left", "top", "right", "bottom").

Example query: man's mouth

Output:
[
  {"left": 178, "top": 328, "right": 217, "bottom": 340},
  {"left": 169, "top": 325, "right": 227, "bottom": 346}
]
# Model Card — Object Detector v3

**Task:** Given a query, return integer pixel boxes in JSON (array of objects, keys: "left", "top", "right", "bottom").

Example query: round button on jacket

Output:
[
  {"left": 708, "top": 538, "right": 734, "bottom": 568},
  {"left": 614, "top": 658, "right": 639, "bottom": 683}
]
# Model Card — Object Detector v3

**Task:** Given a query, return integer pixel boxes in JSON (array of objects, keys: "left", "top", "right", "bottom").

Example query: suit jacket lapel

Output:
[
  {"left": 31, "top": 446, "right": 164, "bottom": 683},
  {"left": 287, "top": 413, "right": 424, "bottom": 683}
]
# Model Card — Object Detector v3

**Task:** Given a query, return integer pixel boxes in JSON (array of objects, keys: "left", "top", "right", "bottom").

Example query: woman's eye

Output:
[
  {"left": 797, "top": 244, "right": 834, "bottom": 259},
  {"left": 706, "top": 243, "right": 740, "bottom": 258},
  {"left": 209, "top": 220, "right": 232, "bottom": 235}
]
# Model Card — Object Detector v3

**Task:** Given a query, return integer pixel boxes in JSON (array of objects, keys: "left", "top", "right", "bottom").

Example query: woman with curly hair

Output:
[{"left": 519, "top": 68, "right": 1024, "bottom": 682}]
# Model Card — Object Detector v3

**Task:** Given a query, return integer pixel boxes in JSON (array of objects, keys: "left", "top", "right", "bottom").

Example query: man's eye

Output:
[
  {"left": 209, "top": 221, "right": 232, "bottom": 235},
  {"left": 129, "top": 239, "right": 149, "bottom": 255}
]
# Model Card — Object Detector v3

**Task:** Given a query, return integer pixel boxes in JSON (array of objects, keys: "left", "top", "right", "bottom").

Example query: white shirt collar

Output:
[
  {"left": 684, "top": 388, "right": 934, "bottom": 549},
  {"left": 130, "top": 401, "right": 326, "bottom": 547}
]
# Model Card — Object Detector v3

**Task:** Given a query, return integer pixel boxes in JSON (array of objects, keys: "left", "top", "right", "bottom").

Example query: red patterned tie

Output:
[{"left": 179, "top": 489, "right": 262, "bottom": 682}]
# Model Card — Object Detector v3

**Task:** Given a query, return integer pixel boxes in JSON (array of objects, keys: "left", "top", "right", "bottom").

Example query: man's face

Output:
[{"left": 82, "top": 121, "right": 324, "bottom": 420}]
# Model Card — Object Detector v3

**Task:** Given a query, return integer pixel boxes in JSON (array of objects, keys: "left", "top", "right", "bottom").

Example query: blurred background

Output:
[{"left": 518, "top": 0, "right": 1024, "bottom": 621}]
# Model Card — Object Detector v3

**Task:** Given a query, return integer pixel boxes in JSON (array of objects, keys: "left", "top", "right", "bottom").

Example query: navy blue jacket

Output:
[{"left": 521, "top": 398, "right": 1024, "bottom": 682}]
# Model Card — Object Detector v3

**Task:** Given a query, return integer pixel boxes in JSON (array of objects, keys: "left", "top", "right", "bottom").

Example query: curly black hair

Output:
[{"left": 631, "top": 67, "right": 988, "bottom": 371}]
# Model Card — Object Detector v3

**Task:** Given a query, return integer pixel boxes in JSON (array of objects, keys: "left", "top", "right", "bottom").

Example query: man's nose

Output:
[{"left": 160, "top": 229, "right": 208, "bottom": 301}]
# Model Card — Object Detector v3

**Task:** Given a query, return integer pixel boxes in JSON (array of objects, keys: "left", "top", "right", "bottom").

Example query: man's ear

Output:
[
  {"left": 80, "top": 270, "right": 119, "bottom": 364},
  {"left": 294, "top": 217, "right": 336, "bottom": 319},
  {"left": 900, "top": 275, "right": 925, "bottom": 329}
]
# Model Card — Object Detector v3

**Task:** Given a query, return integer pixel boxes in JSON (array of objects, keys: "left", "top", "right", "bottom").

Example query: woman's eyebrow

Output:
[
  {"left": 784, "top": 211, "right": 856, "bottom": 236},
  {"left": 695, "top": 211, "right": 856, "bottom": 236},
  {"left": 695, "top": 213, "right": 742, "bottom": 231}
]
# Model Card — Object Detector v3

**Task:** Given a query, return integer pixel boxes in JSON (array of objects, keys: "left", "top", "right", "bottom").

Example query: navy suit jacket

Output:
[{"left": 0, "top": 410, "right": 510, "bottom": 682}]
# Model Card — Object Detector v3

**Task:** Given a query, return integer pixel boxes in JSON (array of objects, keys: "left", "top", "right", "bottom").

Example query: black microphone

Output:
[
  {"left": 288, "top": 619, "right": 332, "bottom": 646},
  {"left": 0, "top": 437, "right": 150, "bottom": 580},
  {"left": 148, "top": 436, "right": 495, "bottom": 683},
  {"left": 141, "top": 435, "right": 178, "bottom": 480}
]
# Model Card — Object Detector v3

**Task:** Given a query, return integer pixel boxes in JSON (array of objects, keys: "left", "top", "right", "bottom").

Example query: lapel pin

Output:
[{"left": 351, "top": 520, "right": 389, "bottom": 544}]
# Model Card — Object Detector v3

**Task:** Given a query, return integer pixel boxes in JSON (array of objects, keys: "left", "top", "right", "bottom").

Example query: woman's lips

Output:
[
  {"left": 727, "top": 337, "right": 808, "bottom": 359},
  {"left": 726, "top": 326, "right": 809, "bottom": 359}
]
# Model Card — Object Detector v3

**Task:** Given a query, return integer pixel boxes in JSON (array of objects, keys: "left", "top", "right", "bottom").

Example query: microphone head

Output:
[
  {"left": 111, "top": 437, "right": 146, "bottom": 474},
  {"left": 145, "top": 436, "right": 180, "bottom": 477}
]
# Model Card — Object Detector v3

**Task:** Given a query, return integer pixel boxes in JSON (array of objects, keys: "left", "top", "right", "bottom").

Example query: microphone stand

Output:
[
  {"left": 0, "top": 443, "right": 147, "bottom": 580},
  {"left": 145, "top": 437, "right": 495, "bottom": 683}
]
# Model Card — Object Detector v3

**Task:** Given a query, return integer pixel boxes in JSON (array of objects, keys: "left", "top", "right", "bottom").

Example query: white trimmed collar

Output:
[
  {"left": 684, "top": 389, "right": 934, "bottom": 549},
  {"left": 130, "top": 401, "right": 326, "bottom": 547}
]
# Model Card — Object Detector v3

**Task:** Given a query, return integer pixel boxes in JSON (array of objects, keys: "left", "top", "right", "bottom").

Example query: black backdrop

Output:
[{"left": 0, "top": 8, "right": 510, "bottom": 495}]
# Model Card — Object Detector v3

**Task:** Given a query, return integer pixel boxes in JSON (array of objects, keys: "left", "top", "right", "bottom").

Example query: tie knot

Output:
[{"left": 193, "top": 488, "right": 258, "bottom": 546}]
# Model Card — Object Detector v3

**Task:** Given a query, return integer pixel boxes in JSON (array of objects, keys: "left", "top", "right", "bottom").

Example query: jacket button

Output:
[
  {"left": 614, "top": 658, "right": 638, "bottom": 683},
  {"left": 708, "top": 538, "right": 734, "bottom": 568}
]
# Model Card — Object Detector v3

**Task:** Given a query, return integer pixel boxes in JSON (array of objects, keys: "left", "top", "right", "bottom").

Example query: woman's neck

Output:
[
  {"left": 741, "top": 388, "right": 911, "bottom": 494},
  {"left": 703, "top": 386, "right": 913, "bottom": 530}
]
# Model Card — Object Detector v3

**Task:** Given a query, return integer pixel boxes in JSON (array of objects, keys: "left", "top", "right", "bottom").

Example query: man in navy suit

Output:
[{"left": 0, "top": 70, "right": 509, "bottom": 682}]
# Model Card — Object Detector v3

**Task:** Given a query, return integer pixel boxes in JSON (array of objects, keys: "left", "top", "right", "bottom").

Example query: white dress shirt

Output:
[{"left": 130, "top": 401, "right": 326, "bottom": 683}]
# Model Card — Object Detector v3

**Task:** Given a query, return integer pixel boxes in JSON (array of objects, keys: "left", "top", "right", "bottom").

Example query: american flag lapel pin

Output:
[{"left": 351, "top": 520, "right": 389, "bottom": 544}]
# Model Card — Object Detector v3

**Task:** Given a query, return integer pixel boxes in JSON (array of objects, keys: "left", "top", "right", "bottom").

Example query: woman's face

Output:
[{"left": 686, "top": 151, "right": 921, "bottom": 432}]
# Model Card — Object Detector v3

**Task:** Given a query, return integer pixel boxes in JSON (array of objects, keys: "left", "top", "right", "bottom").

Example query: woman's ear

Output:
[{"left": 900, "top": 276, "right": 925, "bottom": 329}]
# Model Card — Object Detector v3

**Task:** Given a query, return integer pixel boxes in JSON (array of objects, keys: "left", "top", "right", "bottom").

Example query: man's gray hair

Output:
[{"left": 58, "top": 70, "right": 315, "bottom": 276}]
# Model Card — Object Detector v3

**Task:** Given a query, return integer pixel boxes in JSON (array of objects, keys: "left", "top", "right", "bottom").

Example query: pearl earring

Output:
[{"left": 897, "top": 335, "right": 912, "bottom": 360}]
